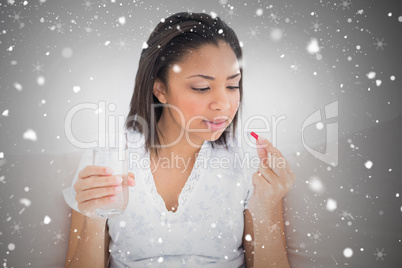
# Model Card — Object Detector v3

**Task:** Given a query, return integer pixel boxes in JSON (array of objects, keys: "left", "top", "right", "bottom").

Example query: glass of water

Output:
[{"left": 92, "top": 136, "right": 129, "bottom": 218}]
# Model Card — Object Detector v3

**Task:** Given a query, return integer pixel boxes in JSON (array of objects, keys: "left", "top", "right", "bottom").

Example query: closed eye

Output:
[{"left": 191, "top": 86, "right": 240, "bottom": 92}]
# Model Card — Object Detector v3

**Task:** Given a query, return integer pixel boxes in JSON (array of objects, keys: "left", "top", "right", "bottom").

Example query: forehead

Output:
[{"left": 169, "top": 41, "right": 240, "bottom": 78}]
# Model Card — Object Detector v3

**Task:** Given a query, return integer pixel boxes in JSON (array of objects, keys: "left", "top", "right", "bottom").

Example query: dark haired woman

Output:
[{"left": 64, "top": 12, "right": 294, "bottom": 267}]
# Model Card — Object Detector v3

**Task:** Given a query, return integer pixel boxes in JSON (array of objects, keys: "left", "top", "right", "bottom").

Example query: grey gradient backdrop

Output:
[{"left": 0, "top": 0, "right": 402, "bottom": 267}]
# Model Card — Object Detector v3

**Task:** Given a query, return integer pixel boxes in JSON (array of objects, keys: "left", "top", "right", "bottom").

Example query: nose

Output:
[{"left": 210, "top": 88, "right": 231, "bottom": 111}]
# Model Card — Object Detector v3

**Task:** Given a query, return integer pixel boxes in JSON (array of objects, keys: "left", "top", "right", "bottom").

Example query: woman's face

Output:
[{"left": 154, "top": 40, "right": 241, "bottom": 145}]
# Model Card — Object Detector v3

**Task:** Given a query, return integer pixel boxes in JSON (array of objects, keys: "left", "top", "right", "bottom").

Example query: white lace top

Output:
[{"left": 63, "top": 130, "right": 259, "bottom": 267}]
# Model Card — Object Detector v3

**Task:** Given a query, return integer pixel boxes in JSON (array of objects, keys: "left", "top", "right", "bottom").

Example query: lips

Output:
[
  {"left": 205, "top": 119, "right": 226, "bottom": 124},
  {"left": 204, "top": 117, "right": 229, "bottom": 124},
  {"left": 203, "top": 117, "right": 229, "bottom": 131}
]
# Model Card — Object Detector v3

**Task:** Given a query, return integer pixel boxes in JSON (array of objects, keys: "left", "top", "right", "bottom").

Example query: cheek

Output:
[
  {"left": 176, "top": 96, "right": 206, "bottom": 119},
  {"left": 230, "top": 93, "right": 241, "bottom": 112}
]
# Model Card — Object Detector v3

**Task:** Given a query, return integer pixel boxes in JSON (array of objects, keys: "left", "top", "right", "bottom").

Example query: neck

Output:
[{"left": 153, "top": 118, "right": 205, "bottom": 160}]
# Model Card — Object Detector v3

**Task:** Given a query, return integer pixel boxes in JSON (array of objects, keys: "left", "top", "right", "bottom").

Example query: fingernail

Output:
[
  {"left": 116, "top": 176, "right": 123, "bottom": 184},
  {"left": 106, "top": 167, "right": 113, "bottom": 174},
  {"left": 115, "top": 186, "right": 122, "bottom": 192}
]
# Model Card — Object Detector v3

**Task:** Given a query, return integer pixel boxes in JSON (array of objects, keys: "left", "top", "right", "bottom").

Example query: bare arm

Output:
[
  {"left": 243, "top": 208, "right": 254, "bottom": 268},
  {"left": 65, "top": 209, "right": 110, "bottom": 268},
  {"left": 253, "top": 200, "right": 289, "bottom": 268}
]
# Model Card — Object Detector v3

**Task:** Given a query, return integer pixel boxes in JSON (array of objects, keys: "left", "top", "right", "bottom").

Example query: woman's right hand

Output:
[{"left": 73, "top": 165, "right": 135, "bottom": 219}]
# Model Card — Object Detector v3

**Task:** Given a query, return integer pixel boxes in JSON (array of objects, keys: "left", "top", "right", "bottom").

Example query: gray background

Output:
[{"left": 0, "top": 0, "right": 401, "bottom": 267}]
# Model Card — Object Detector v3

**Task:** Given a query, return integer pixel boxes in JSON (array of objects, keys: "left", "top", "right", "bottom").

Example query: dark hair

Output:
[{"left": 125, "top": 12, "right": 243, "bottom": 157}]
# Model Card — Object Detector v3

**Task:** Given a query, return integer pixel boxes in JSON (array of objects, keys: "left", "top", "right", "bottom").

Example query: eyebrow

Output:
[{"left": 186, "top": 73, "right": 241, "bottom": 80}]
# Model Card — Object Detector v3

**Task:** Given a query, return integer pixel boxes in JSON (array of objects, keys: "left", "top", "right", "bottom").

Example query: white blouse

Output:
[{"left": 63, "top": 130, "right": 259, "bottom": 267}]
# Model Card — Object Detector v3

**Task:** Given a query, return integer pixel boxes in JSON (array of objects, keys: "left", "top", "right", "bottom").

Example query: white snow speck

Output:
[
  {"left": 366, "top": 71, "right": 376, "bottom": 79},
  {"left": 211, "top": 223, "right": 217, "bottom": 228},
  {"left": 118, "top": 16, "right": 126, "bottom": 25},
  {"left": 23, "top": 129, "right": 37, "bottom": 141},
  {"left": 62, "top": 47, "right": 73, "bottom": 58},
  {"left": 390, "top": 75, "right": 395, "bottom": 81},
  {"left": 172, "top": 64, "right": 181, "bottom": 73},
  {"left": 376, "top": 80, "right": 382, "bottom": 86},
  {"left": 245, "top": 234, "right": 252, "bottom": 241},
  {"left": 73, "top": 86, "right": 81, "bottom": 93},
  {"left": 24, "top": 187, "right": 29, "bottom": 192},
  {"left": 326, "top": 198, "right": 337, "bottom": 211},
  {"left": 14, "top": 82, "right": 23, "bottom": 91},
  {"left": 0, "top": 152, "right": 3, "bottom": 158},
  {"left": 388, "top": 12, "right": 392, "bottom": 17},
  {"left": 357, "top": 9, "right": 364, "bottom": 15},
  {"left": 316, "top": 122, "right": 324, "bottom": 130},
  {"left": 142, "top": 42, "right": 149, "bottom": 49},
  {"left": 306, "top": 38, "right": 320, "bottom": 54},
  {"left": 157, "top": 257, "right": 163, "bottom": 263},
  {"left": 19, "top": 198, "right": 31, "bottom": 207},
  {"left": 399, "top": 16, "right": 402, "bottom": 22},
  {"left": 308, "top": 177, "right": 325, "bottom": 194},
  {"left": 8, "top": 243, "right": 15, "bottom": 251},
  {"left": 270, "top": 28, "right": 283, "bottom": 41},
  {"left": 343, "top": 247, "right": 353, "bottom": 258},
  {"left": 218, "top": 29, "right": 223, "bottom": 34},
  {"left": 210, "top": 11, "right": 218, "bottom": 19},
  {"left": 44, "top": 215, "right": 52, "bottom": 224},
  {"left": 2, "top": 109, "right": 9, "bottom": 116},
  {"left": 104, "top": 40, "right": 110, "bottom": 46},
  {"left": 37, "top": 76, "right": 45, "bottom": 86},
  {"left": 158, "top": 237, "right": 163, "bottom": 243},
  {"left": 256, "top": 8, "right": 263, "bottom": 16},
  {"left": 119, "top": 221, "right": 126, "bottom": 227},
  {"left": 365, "top": 160, "right": 373, "bottom": 169}
]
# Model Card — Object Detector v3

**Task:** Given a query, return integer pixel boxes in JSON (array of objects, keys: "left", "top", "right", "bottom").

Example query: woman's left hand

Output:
[{"left": 248, "top": 136, "right": 296, "bottom": 221}]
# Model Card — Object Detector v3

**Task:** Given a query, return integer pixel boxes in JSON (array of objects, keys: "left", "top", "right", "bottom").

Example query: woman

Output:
[{"left": 64, "top": 12, "right": 295, "bottom": 267}]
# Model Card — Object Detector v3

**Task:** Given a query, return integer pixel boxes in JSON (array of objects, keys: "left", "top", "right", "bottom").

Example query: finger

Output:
[
  {"left": 79, "top": 165, "right": 113, "bottom": 179},
  {"left": 78, "top": 175, "right": 123, "bottom": 191},
  {"left": 128, "top": 172, "right": 136, "bottom": 187},
  {"left": 76, "top": 185, "right": 123, "bottom": 203},
  {"left": 257, "top": 165, "right": 277, "bottom": 184},
  {"left": 256, "top": 136, "right": 284, "bottom": 159},
  {"left": 266, "top": 153, "right": 288, "bottom": 177},
  {"left": 252, "top": 172, "right": 274, "bottom": 195},
  {"left": 78, "top": 195, "right": 117, "bottom": 217}
]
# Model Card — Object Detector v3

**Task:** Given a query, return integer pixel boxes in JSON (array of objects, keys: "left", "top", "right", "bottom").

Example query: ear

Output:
[{"left": 153, "top": 79, "right": 167, "bottom": 104}]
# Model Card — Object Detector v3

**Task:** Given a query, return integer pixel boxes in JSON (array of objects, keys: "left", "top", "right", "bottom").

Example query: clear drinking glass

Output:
[{"left": 93, "top": 145, "right": 129, "bottom": 218}]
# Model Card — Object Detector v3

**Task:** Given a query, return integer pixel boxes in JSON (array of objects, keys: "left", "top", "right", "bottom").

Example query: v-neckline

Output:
[{"left": 143, "top": 140, "right": 210, "bottom": 216}]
